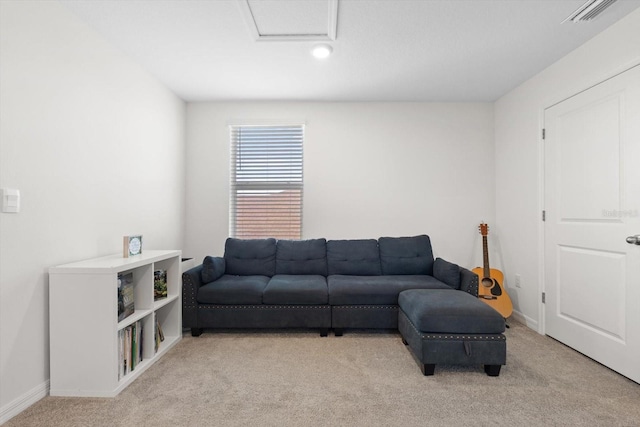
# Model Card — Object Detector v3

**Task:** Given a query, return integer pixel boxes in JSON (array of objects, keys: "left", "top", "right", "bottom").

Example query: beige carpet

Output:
[{"left": 6, "top": 321, "right": 640, "bottom": 426}]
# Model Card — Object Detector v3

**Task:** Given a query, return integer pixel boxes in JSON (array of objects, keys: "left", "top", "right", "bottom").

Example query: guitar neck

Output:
[{"left": 482, "top": 235, "right": 490, "bottom": 278}]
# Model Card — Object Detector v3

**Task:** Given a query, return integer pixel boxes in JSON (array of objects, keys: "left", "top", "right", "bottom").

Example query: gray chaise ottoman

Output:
[{"left": 398, "top": 289, "right": 506, "bottom": 376}]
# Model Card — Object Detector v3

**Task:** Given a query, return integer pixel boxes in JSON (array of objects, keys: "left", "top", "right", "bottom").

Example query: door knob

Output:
[{"left": 627, "top": 235, "right": 640, "bottom": 245}]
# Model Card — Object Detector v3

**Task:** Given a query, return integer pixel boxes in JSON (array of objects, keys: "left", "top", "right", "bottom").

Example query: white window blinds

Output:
[{"left": 230, "top": 125, "right": 304, "bottom": 239}]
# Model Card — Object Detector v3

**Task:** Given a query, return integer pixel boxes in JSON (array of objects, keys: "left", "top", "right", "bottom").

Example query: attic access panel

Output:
[{"left": 240, "top": 0, "right": 338, "bottom": 41}]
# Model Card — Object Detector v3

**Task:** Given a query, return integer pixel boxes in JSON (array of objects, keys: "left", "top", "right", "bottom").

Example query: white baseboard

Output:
[
  {"left": 510, "top": 309, "right": 539, "bottom": 333},
  {"left": 0, "top": 380, "right": 49, "bottom": 425}
]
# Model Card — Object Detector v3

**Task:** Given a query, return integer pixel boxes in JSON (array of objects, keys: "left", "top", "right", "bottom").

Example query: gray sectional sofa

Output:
[{"left": 182, "top": 235, "right": 480, "bottom": 337}]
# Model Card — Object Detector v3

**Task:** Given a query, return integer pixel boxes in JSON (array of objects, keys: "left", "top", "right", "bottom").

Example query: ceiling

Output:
[{"left": 58, "top": 0, "right": 640, "bottom": 102}]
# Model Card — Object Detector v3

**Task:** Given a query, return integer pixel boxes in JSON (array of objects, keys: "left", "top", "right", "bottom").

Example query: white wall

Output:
[
  {"left": 495, "top": 8, "right": 640, "bottom": 330},
  {"left": 185, "top": 102, "right": 494, "bottom": 267},
  {"left": 0, "top": 1, "right": 185, "bottom": 422}
]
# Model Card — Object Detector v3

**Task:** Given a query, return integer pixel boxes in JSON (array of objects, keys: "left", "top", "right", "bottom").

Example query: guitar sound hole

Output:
[{"left": 482, "top": 278, "right": 502, "bottom": 296}]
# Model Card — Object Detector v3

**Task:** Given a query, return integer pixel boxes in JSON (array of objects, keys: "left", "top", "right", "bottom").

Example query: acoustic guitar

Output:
[{"left": 472, "top": 223, "right": 513, "bottom": 319}]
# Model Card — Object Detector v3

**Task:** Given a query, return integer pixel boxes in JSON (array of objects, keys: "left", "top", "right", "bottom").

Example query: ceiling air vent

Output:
[{"left": 563, "top": 0, "right": 617, "bottom": 23}]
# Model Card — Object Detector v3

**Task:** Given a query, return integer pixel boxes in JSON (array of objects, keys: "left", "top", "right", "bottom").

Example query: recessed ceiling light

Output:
[{"left": 312, "top": 44, "right": 333, "bottom": 59}]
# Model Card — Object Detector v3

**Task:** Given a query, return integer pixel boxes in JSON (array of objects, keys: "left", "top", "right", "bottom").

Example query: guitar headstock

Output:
[{"left": 479, "top": 222, "right": 489, "bottom": 236}]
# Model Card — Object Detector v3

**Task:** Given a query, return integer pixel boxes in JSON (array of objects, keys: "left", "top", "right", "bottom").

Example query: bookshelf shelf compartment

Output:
[
  {"left": 49, "top": 250, "right": 182, "bottom": 397},
  {"left": 153, "top": 293, "right": 179, "bottom": 311},
  {"left": 117, "top": 309, "right": 152, "bottom": 330}
]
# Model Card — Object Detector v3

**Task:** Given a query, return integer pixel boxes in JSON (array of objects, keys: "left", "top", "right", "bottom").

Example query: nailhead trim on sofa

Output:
[
  {"left": 404, "top": 308, "right": 505, "bottom": 341},
  {"left": 464, "top": 275, "right": 479, "bottom": 296},
  {"left": 200, "top": 305, "right": 330, "bottom": 310},
  {"left": 182, "top": 273, "right": 198, "bottom": 310}
]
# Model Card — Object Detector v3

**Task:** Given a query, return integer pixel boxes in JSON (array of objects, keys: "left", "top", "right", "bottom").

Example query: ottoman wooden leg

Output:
[
  {"left": 421, "top": 364, "right": 436, "bottom": 376},
  {"left": 484, "top": 364, "right": 502, "bottom": 377}
]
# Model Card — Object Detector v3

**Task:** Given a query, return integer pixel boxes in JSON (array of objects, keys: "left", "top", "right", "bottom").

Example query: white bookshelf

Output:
[{"left": 49, "top": 250, "right": 182, "bottom": 397}]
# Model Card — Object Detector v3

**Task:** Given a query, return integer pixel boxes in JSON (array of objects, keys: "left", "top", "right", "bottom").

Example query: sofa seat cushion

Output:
[
  {"left": 263, "top": 275, "right": 328, "bottom": 305},
  {"left": 399, "top": 289, "right": 505, "bottom": 334},
  {"left": 197, "top": 275, "right": 270, "bottom": 304},
  {"left": 328, "top": 275, "right": 450, "bottom": 305}
]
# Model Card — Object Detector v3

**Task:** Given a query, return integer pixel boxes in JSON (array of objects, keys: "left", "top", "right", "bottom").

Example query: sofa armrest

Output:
[
  {"left": 202, "top": 255, "right": 226, "bottom": 282},
  {"left": 433, "top": 257, "right": 461, "bottom": 289},
  {"left": 182, "top": 264, "right": 204, "bottom": 328},
  {"left": 460, "top": 267, "right": 479, "bottom": 297}
]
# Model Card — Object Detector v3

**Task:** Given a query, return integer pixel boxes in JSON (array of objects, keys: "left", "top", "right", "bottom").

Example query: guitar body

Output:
[
  {"left": 471, "top": 266, "right": 513, "bottom": 318},
  {"left": 474, "top": 223, "right": 514, "bottom": 319}
]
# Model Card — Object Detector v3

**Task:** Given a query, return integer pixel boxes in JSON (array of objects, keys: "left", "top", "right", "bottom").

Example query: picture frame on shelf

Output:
[{"left": 123, "top": 235, "right": 143, "bottom": 258}]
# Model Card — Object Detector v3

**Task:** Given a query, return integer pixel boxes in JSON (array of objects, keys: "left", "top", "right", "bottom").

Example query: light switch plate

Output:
[{"left": 2, "top": 188, "right": 20, "bottom": 213}]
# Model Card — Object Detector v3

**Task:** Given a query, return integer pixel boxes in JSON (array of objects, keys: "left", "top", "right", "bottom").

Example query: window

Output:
[{"left": 230, "top": 124, "right": 304, "bottom": 239}]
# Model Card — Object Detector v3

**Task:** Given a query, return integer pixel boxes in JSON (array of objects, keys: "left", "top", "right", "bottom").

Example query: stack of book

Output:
[{"left": 118, "top": 321, "right": 143, "bottom": 380}]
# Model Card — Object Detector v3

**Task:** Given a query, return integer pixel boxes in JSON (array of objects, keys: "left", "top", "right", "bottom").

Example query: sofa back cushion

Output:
[
  {"left": 276, "top": 239, "right": 328, "bottom": 276},
  {"left": 224, "top": 238, "right": 277, "bottom": 276},
  {"left": 378, "top": 235, "right": 434, "bottom": 275},
  {"left": 327, "top": 239, "right": 381, "bottom": 276}
]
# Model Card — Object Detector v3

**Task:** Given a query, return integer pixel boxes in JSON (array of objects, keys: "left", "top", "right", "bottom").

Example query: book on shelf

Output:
[
  {"left": 117, "top": 272, "right": 135, "bottom": 321},
  {"left": 154, "top": 269, "right": 167, "bottom": 301},
  {"left": 124, "top": 327, "right": 131, "bottom": 376},
  {"left": 154, "top": 317, "right": 165, "bottom": 353},
  {"left": 139, "top": 322, "right": 144, "bottom": 364},
  {"left": 131, "top": 323, "right": 137, "bottom": 372},
  {"left": 118, "top": 329, "right": 124, "bottom": 380}
]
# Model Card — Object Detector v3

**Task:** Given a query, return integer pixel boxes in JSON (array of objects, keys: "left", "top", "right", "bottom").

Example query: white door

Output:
[{"left": 544, "top": 64, "right": 640, "bottom": 384}]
